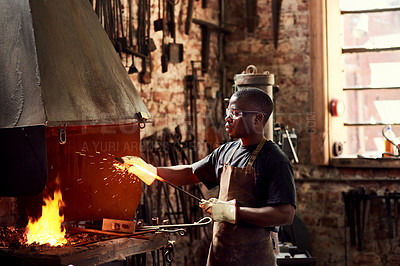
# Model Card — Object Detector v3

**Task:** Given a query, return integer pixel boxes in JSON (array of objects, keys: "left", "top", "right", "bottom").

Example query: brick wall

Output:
[
  {"left": 2, "top": 1, "right": 400, "bottom": 265},
  {"left": 223, "top": 0, "right": 400, "bottom": 265}
]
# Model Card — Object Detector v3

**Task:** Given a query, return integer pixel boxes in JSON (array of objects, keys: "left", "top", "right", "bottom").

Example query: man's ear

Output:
[{"left": 254, "top": 113, "right": 264, "bottom": 125}]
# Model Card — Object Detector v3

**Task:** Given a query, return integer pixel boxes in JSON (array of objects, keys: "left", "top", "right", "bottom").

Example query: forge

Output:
[{"left": 0, "top": 0, "right": 175, "bottom": 264}]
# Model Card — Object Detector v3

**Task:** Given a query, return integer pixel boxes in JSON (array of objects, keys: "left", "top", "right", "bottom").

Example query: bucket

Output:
[{"left": 233, "top": 65, "right": 275, "bottom": 140}]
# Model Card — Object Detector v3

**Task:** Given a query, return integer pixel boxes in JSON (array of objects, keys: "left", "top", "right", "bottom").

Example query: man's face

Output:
[{"left": 225, "top": 96, "right": 257, "bottom": 138}]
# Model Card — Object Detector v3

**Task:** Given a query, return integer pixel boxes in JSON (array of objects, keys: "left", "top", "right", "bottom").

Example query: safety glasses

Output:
[{"left": 225, "top": 108, "right": 263, "bottom": 120}]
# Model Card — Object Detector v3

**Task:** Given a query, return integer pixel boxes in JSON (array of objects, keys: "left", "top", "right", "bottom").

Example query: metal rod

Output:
[
  {"left": 285, "top": 129, "right": 299, "bottom": 163},
  {"left": 115, "top": 157, "right": 202, "bottom": 202},
  {"left": 157, "top": 179, "right": 202, "bottom": 202}
]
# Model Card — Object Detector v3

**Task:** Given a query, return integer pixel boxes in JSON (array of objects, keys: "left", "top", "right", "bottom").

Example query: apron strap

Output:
[
  {"left": 245, "top": 136, "right": 267, "bottom": 173},
  {"left": 224, "top": 142, "right": 240, "bottom": 167}
]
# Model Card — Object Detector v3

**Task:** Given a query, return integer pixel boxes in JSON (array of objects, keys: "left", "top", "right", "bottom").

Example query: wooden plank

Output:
[
  {"left": 331, "top": 157, "right": 400, "bottom": 168},
  {"left": 309, "top": 0, "right": 329, "bottom": 165},
  {"left": 326, "top": 0, "right": 347, "bottom": 161}
]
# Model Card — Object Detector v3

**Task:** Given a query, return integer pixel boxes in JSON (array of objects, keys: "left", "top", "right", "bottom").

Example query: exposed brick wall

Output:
[
  {"left": 223, "top": 0, "right": 400, "bottom": 265},
  {"left": 1, "top": 1, "right": 399, "bottom": 266}
]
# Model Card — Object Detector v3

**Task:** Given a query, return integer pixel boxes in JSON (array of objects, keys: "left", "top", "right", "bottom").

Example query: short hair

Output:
[{"left": 233, "top": 87, "right": 273, "bottom": 122}]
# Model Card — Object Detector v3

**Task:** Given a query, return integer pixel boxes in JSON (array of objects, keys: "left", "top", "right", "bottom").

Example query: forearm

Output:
[
  {"left": 157, "top": 165, "right": 200, "bottom": 186},
  {"left": 237, "top": 204, "right": 295, "bottom": 227}
]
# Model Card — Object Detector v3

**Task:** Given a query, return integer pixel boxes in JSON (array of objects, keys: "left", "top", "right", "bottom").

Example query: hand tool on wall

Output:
[
  {"left": 342, "top": 191, "right": 349, "bottom": 264},
  {"left": 272, "top": 0, "right": 283, "bottom": 49},
  {"left": 154, "top": 0, "right": 164, "bottom": 32},
  {"left": 161, "top": 0, "right": 168, "bottom": 72},
  {"left": 162, "top": 128, "right": 178, "bottom": 166},
  {"left": 394, "top": 195, "right": 399, "bottom": 237},
  {"left": 185, "top": 0, "right": 195, "bottom": 35},
  {"left": 185, "top": 61, "right": 201, "bottom": 162},
  {"left": 127, "top": 0, "right": 138, "bottom": 73},
  {"left": 385, "top": 189, "right": 394, "bottom": 238},
  {"left": 166, "top": 0, "right": 175, "bottom": 39},
  {"left": 354, "top": 187, "right": 364, "bottom": 251},
  {"left": 138, "top": 0, "right": 152, "bottom": 83},
  {"left": 342, "top": 190, "right": 356, "bottom": 246},
  {"left": 166, "top": 0, "right": 183, "bottom": 63},
  {"left": 174, "top": 126, "right": 190, "bottom": 165},
  {"left": 246, "top": 0, "right": 258, "bottom": 33},
  {"left": 192, "top": 19, "right": 231, "bottom": 74}
]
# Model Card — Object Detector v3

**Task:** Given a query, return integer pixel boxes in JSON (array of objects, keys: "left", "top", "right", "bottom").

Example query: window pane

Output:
[
  {"left": 343, "top": 125, "right": 400, "bottom": 157},
  {"left": 341, "top": 12, "right": 400, "bottom": 49},
  {"left": 340, "top": 0, "right": 400, "bottom": 11},
  {"left": 344, "top": 89, "right": 400, "bottom": 124},
  {"left": 342, "top": 51, "right": 400, "bottom": 87}
]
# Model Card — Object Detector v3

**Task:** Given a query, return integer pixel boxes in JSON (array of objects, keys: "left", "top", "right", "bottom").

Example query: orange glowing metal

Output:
[
  {"left": 128, "top": 163, "right": 160, "bottom": 185},
  {"left": 26, "top": 190, "right": 67, "bottom": 246}
]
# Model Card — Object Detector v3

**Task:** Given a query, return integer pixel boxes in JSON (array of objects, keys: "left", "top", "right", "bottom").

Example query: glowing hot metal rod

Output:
[{"left": 115, "top": 156, "right": 202, "bottom": 202}]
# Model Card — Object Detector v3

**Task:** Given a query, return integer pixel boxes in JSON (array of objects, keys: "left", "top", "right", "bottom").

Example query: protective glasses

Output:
[{"left": 225, "top": 108, "right": 262, "bottom": 120}]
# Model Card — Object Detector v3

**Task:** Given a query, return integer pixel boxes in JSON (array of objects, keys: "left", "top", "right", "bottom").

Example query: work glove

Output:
[
  {"left": 199, "top": 198, "right": 237, "bottom": 224},
  {"left": 121, "top": 156, "right": 157, "bottom": 185}
]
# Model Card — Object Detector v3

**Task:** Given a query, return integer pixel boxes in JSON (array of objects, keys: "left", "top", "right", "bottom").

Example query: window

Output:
[{"left": 310, "top": 0, "right": 400, "bottom": 167}]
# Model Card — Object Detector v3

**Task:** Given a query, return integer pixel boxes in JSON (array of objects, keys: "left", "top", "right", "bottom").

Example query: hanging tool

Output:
[
  {"left": 192, "top": 19, "right": 231, "bottom": 74},
  {"left": 272, "top": 0, "right": 283, "bottom": 49},
  {"left": 166, "top": 0, "right": 183, "bottom": 63},
  {"left": 137, "top": 0, "right": 151, "bottom": 83},
  {"left": 115, "top": 156, "right": 202, "bottom": 202},
  {"left": 394, "top": 195, "right": 399, "bottom": 237},
  {"left": 385, "top": 189, "right": 394, "bottom": 239},
  {"left": 154, "top": 0, "right": 164, "bottom": 31},
  {"left": 185, "top": 0, "right": 194, "bottom": 35},
  {"left": 246, "top": 0, "right": 258, "bottom": 33},
  {"left": 184, "top": 61, "right": 201, "bottom": 162},
  {"left": 127, "top": 0, "right": 138, "bottom": 73},
  {"left": 161, "top": 0, "right": 168, "bottom": 72}
]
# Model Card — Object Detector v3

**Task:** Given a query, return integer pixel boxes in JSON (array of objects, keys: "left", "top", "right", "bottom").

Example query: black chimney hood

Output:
[{"left": 0, "top": 0, "right": 150, "bottom": 196}]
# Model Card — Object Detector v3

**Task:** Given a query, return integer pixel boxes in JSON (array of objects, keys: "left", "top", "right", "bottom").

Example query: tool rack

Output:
[{"left": 343, "top": 187, "right": 400, "bottom": 252}]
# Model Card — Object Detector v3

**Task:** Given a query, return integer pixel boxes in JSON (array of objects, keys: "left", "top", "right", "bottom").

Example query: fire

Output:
[{"left": 26, "top": 189, "right": 67, "bottom": 246}]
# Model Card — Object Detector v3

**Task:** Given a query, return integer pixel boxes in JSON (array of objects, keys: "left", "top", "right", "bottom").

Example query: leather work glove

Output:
[
  {"left": 200, "top": 198, "right": 237, "bottom": 224},
  {"left": 121, "top": 156, "right": 157, "bottom": 185}
]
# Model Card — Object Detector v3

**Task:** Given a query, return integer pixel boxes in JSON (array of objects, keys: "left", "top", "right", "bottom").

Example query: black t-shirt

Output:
[{"left": 192, "top": 140, "right": 297, "bottom": 209}]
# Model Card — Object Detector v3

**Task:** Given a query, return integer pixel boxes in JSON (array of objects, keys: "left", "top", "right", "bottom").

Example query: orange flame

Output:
[{"left": 26, "top": 190, "right": 67, "bottom": 246}]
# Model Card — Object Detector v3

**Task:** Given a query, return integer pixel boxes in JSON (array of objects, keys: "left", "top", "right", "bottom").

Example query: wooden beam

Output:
[{"left": 309, "top": 0, "right": 329, "bottom": 165}]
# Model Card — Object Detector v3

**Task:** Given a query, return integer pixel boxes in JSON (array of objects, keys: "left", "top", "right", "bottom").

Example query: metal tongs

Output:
[{"left": 136, "top": 217, "right": 212, "bottom": 236}]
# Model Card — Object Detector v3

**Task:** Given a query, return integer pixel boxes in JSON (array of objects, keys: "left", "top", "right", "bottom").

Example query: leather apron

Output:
[{"left": 207, "top": 137, "right": 276, "bottom": 266}]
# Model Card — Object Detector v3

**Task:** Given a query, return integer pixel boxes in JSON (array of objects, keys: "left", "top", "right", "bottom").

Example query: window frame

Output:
[{"left": 309, "top": 0, "right": 400, "bottom": 168}]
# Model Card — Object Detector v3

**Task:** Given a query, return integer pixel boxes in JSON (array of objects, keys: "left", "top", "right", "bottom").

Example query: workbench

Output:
[{"left": 0, "top": 232, "right": 169, "bottom": 265}]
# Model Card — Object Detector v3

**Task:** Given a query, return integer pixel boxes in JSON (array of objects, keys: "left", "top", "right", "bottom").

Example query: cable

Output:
[{"left": 382, "top": 127, "right": 400, "bottom": 157}]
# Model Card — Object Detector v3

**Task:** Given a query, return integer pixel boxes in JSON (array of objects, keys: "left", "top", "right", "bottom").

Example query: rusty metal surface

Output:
[
  {"left": 29, "top": 0, "right": 150, "bottom": 125},
  {"left": 0, "top": 0, "right": 150, "bottom": 128},
  {"left": 0, "top": 0, "right": 150, "bottom": 196},
  {"left": 43, "top": 125, "right": 142, "bottom": 222},
  {"left": 0, "top": 0, "right": 45, "bottom": 128}
]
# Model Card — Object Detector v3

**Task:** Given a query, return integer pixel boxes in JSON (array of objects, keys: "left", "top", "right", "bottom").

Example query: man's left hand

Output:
[{"left": 200, "top": 198, "right": 237, "bottom": 224}]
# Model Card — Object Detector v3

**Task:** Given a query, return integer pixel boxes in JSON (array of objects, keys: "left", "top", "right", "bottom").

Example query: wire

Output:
[{"left": 382, "top": 127, "right": 400, "bottom": 157}]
